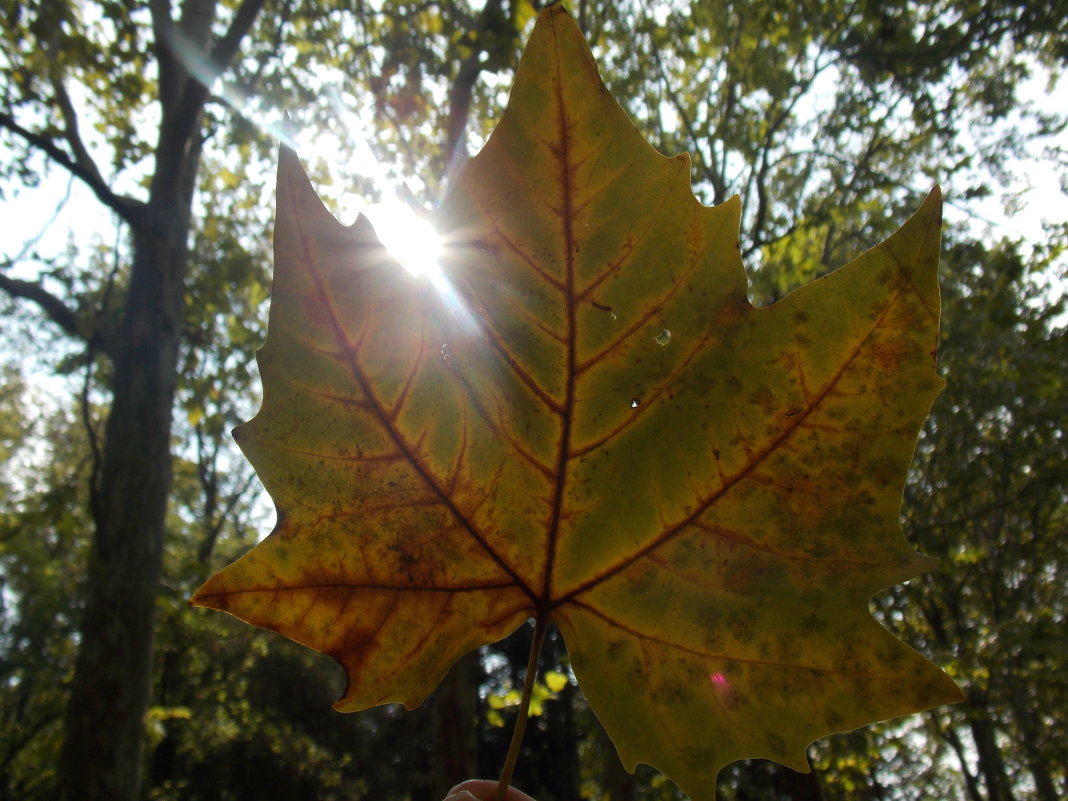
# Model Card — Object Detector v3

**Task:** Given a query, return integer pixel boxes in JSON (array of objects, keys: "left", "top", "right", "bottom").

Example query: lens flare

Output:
[{"left": 366, "top": 203, "right": 443, "bottom": 279}]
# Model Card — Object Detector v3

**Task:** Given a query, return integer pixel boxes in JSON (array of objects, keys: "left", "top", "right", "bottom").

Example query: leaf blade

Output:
[{"left": 192, "top": 6, "right": 962, "bottom": 797}]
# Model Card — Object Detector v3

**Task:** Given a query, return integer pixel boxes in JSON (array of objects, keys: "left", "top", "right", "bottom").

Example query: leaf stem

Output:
[{"left": 495, "top": 616, "right": 548, "bottom": 801}]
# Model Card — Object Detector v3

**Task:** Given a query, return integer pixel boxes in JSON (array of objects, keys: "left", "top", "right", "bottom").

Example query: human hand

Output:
[{"left": 444, "top": 779, "right": 536, "bottom": 801}]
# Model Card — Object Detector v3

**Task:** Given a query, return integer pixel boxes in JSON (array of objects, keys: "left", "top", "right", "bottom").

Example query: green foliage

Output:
[{"left": 0, "top": 378, "right": 92, "bottom": 799}]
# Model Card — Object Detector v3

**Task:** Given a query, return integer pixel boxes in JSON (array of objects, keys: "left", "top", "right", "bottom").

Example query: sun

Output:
[
  {"left": 364, "top": 198, "right": 478, "bottom": 330},
  {"left": 366, "top": 201, "right": 444, "bottom": 280}
]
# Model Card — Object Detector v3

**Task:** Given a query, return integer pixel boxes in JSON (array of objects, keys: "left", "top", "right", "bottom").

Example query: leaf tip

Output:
[
  {"left": 540, "top": 0, "right": 570, "bottom": 16},
  {"left": 188, "top": 568, "right": 241, "bottom": 614},
  {"left": 921, "top": 184, "right": 943, "bottom": 220},
  {"left": 947, "top": 681, "right": 967, "bottom": 704},
  {"left": 187, "top": 584, "right": 211, "bottom": 610},
  {"left": 278, "top": 111, "right": 296, "bottom": 148}
]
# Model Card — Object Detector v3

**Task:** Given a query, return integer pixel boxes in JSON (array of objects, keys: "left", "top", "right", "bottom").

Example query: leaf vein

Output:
[{"left": 286, "top": 168, "right": 536, "bottom": 602}]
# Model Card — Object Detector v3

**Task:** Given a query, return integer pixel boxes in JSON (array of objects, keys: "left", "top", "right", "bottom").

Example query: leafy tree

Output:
[
  {"left": 0, "top": 2, "right": 274, "bottom": 796},
  {"left": 900, "top": 238, "right": 1065, "bottom": 801},
  {"left": 0, "top": 371, "right": 91, "bottom": 800}
]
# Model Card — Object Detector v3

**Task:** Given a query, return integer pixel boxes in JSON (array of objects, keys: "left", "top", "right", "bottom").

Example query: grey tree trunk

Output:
[
  {"left": 58, "top": 109, "right": 204, "bottom": 795},
  {"left": 1010, "top": 685, "right": 1059, "bottom": 801}
]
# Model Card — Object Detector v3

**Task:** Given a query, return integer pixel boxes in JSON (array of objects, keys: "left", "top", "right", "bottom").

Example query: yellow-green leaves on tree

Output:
[{"left": 191, "top": 5, "right": 962, "bottom": 798}]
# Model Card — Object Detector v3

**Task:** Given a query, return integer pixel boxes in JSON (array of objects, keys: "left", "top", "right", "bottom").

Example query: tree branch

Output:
[
  {"left": 150, "top": 0, "right": 180, "bottom": 109},
  {"left": 908, "top": 469, "right": 1068, "bottom": 537},
  {"left": 0, "top": 112, "right": 143, "bottom": 224},
  {"left": 49, "top": 70, "right": 110, "bottom": 195},
  {"left": 651, "top": 44, "right": 720, "bottom": 195},
  {"left": 210, "top": 0, "right": 267, "bottom": 74},
  {"left": 0, "top": 271, "right": 83, "bottom": 342},
  {"left": 169, "top": 0, "right": 267, "bottom": 149},
  {"left": 231, "top": 0, "right": 294, "bottom": 97},
  {"left": 445, "top": 0, "right": 509, "bottom": 164}
]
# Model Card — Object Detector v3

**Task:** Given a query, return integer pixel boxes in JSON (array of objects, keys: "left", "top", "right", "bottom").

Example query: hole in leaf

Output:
[{"left": 592, "top": 300, "right": 618, "bottom": 321}]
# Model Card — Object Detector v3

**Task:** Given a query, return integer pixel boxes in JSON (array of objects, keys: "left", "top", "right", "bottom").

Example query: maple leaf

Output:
[{"left": 191, "top": 5, "right": 963, "bottom": 798}]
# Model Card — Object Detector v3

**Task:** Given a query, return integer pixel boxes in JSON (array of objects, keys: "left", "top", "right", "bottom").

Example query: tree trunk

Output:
[
  {"left": 933, "top": 713, "right": 985, "bottom": 801},
  {"left": 58, "top": 191, "right": 194, "bottom": 800},
  {"left": 431, "top": 650, "right": 482, "bottom": 796},
  {"left": 545, "top": 679, "right": 580, "bottom": 801},
  {"left": 1009, "top": 685, "right": 1059, "bottom": 801},
  {"left": 968, "top": 712, "right": 1015, "bottom": 801},
  {"left": 56, "top": 13, "right": 213, "bottom": 779},
  {"left": 49, "top": 0, "right": 271, "bottom": 791},
  {"left": 779, "top": 765, "right": 823, "bottom": 801}
]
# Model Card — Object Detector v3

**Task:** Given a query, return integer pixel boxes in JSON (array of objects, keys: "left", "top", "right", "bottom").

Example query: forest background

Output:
[{"left": 0, "top": 1, "right": 1065, "bottom": 800}]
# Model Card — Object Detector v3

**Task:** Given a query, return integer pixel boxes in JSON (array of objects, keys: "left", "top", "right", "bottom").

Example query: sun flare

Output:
[{"left": 366, "top": 202, "right": 444, "bottom": 280}]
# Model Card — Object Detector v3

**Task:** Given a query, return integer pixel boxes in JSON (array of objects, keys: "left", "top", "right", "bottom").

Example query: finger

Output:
[{"left": 445, "top": 779, "right": 536, "bottom": 801}]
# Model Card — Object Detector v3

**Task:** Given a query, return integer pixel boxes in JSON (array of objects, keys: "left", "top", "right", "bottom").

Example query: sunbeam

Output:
[{"left": 365, "top": 200, "right": 444, "bottom": 279}]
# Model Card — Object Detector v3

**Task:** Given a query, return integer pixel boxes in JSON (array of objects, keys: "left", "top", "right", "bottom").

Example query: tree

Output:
[
  {"left": 899, "top": 237, "right": 1066, "bottom": 801},
  {"left": 1, "top": 2, "right": 272, "bottom": 797},
  {"left": 0, "top": 367, "right": 91, "bottom": 800}
]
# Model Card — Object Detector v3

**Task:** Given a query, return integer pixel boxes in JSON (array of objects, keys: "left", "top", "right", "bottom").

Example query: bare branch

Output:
[
  {"left": 6, "top": 176, "right": 74, "bottom": 266},
  {"left": 651, "top": 45, "right": 721, "bottom": 195},
  {"left": 747, "top": 63, "right": 822, "bottom": 249},
  {"left": 0, "top": 112, "right": 143, "bottom": 224},
  {"left": 0, "top": 245, "right": 117, "bottom": 354}
]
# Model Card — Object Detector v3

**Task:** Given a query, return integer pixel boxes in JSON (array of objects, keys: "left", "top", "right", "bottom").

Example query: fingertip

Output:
[
  {"left": 445, "top": 780, "right": 536, "bottom": 801},
  {"left": 446, "top": 780, "right": 495, "bottom": 801}
]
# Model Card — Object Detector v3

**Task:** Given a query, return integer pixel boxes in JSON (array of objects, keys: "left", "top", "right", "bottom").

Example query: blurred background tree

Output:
[{"left": 0, "top": 1, "right": 1064, "bottom": 800}]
